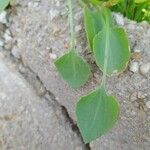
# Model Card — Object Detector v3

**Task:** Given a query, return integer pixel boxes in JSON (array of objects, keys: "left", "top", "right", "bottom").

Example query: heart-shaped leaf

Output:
[
  {"left": 54, "top": 50, "right": 90, "bottom": 89},
  {"left": 0, "top": 0, "right": 10, "bottom": 12},
  {"left": 84, "top": 6, "right": 114, "bottom": 51},
  {"left": 76, "top": 87, "right": 119, "bottom": 143},
  {"left": 93, "top": 27, "right": 130, "bottom": 75}
]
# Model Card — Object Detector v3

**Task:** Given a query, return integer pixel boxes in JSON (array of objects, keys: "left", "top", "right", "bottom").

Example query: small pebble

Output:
[
  {"left": 133, "top": 49, "right": 141, "bottom": 53},
  {"left": 4, "top": 29, "right": 12, "bottom": 43},
  {"left": 127, "top": 24, "right": 135, "bottom": 30},
  {"left": 49, "top": 9, "right": 59, "bottom": 21},
  {"left": 140, "top": 63, "right": 150, "bottom": 75},
  {"left": 0, "top": 11, "right": 7, "bottom": 24},
  {"left": 37, "top": 86, "right": 46, "bottom": 96},
  {"left": 75, "top": 25, "right": 82, "bottom": 32},
  {"left": 129, "top": 61, "right": 139, "bottom": 73},
  {"left": 0, "top": 39, "right": 4, "bottom": 47},
  {"left": 28, "top": 2, "right": 33, "bottom": 7},
  {"left": 93, "top": 72, "right": 99, "bottom": 79},
  {"left": 114, "top": 13, "right": 124, "bottom": 26},
  {"left": 11, "top": 46, "right": 21, "bottom": 59},
  {"left": 146, "top": 101, "right": 150, "bottom": 109},
  {"left": 49, "top": 53, "right": 57, "bottom": 60}
]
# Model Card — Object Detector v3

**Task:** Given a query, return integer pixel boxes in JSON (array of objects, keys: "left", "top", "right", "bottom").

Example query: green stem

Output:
[
  {"left": 68, "top": 0, "right": 75, "bottom": 49},
  {"left": 101, "top": 9, "right": 110, "bottom": 88}
]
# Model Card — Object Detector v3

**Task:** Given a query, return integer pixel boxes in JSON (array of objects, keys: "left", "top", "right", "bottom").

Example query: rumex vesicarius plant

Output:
[
  {"left": 0, "top": 0, "right": 131, "bottom": 144},
  {"left": 55, "top": 0, "right": 130, "bottom": 143}
]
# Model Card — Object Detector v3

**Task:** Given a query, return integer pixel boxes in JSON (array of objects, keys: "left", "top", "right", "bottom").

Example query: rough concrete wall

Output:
[
  {"left": 0, "top": 53, "right": 86, "bottom": 150},
  {"left": 0, "top": 0, "right": 150, "bottom": 149}
]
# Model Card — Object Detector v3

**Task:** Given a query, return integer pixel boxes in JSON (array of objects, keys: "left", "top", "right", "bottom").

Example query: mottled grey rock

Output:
[
  {"left": 7, "top": 0, "right": 150, "bottom": 149},
  {"left": 0, "top": 53, "right": 85, "bottom": 150},
  {"left": 10, "top": 0, "right": 94, "bottom": 121}
]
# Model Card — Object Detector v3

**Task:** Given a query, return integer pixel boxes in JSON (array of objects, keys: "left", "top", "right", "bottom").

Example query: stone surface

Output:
[
  {"left": 0, "top": 53, "right": 85, "bottom": 150},
  {"left": 10, "top": 0, "right": 95, "bottom": 121},
  {"left": 1, "top": 0, "right": 150, "bottom": 149}
]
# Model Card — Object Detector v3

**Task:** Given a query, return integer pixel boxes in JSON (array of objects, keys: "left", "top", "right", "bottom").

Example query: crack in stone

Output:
[
  {"left": 61, "top": 105, "right": 91, "bottom": 150},
  {"left": 18, "top": 62, "right": 91, "bottom": 150},
  {"left": 1, "top": 4, "right": 91, "bottom": 149}
]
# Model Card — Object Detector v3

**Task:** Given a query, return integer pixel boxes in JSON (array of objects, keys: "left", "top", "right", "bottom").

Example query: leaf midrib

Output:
[{"left": 88, "top": 24, "right": 110, "bottom": 133}]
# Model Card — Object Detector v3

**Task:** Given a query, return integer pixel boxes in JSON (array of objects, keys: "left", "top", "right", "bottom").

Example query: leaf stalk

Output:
[
  {"left": 101, "top": 9, "right": 110, "bottom": 88},
  {"left": 68, "top": 0, "right": 75, "bottom": 49}
]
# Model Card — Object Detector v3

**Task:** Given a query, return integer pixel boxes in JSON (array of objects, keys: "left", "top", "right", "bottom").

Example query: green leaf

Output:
[
  {"left": 93, "top": 27, "right": 130, "bottom": 75},
  {"left": 135, "top": 0, "right": 149, "bottom": 3},
  {"left": 84, "top": 6, "right": 104, "bottom": 51},
  {"left": 54, "top": 50, "right": 90, "bottom": 89},
  {"left": 0, "top": 0, "right": 10, "bottom": 12},
  {"left": 84, "top": 7, "right": 114, "bottom": 51},
  {"left": 76, "top": 87, "right": 119, "bottom": 143},
  {"left": 81, "top": 0, "right": 102, "bottom": 6},
  {"left": 82, "top": 0, "right": 120, "bottom": 6}
]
